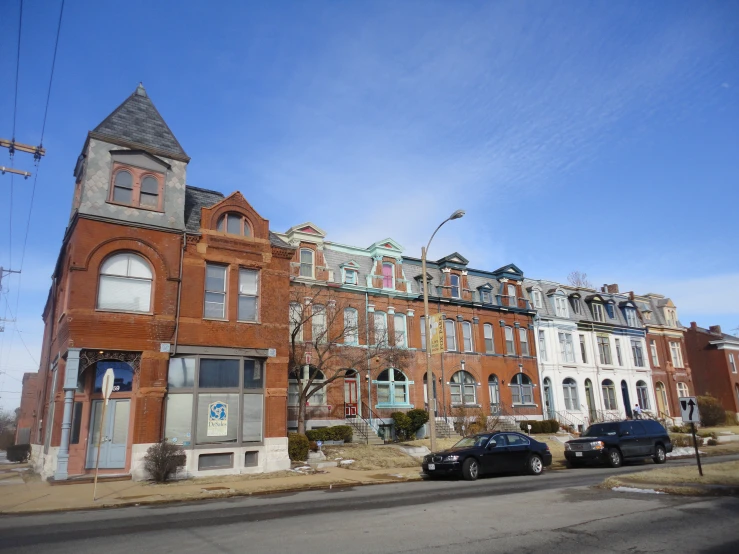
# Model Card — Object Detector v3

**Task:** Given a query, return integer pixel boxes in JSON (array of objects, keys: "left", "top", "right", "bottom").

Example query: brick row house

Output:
[
  {"left": 275, "top": 223, "right": 543, "bottom": 435},
  {"left": 685, "top": 324, "right": 739, "bottom": 417},
  {"left": 630, "top": 293, "right": 694, "bottom": 419},
  {"left": 26, "top": 85, "right": 294, "bottom": 481}
]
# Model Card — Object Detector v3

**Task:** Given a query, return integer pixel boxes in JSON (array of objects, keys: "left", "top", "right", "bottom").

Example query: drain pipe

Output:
[
  {"left": 172, "top": 232, "right": 187, "bottom": 356},
  {"left": 365, "top": 291, "right": 372, "bottom": 425}
]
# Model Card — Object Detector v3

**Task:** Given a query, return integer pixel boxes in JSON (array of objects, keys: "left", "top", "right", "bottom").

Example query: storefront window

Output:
[
  {"left": 165, "top": 356, "right": 265, "bottom": 448},
  {"left": 93, "top": 361, "right": 134, "bottom": 393}
]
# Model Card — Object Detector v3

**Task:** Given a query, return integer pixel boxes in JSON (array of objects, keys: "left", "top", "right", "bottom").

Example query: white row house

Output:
[{"left": 526, "top": 280, "right": 655, "bottom": 432}]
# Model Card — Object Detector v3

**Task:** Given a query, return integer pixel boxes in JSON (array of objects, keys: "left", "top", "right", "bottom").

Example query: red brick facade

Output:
[{"left": 685, "top": 323, "right": 739, "bottom": 414}]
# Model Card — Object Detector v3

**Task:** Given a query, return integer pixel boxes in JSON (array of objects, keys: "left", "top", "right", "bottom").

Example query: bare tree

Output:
[
  {"left": 567, "top": 271, "right": 593, "bottom": 289},
  {"left": 288, "top": 284, "right": 413, "bottom": 435}
]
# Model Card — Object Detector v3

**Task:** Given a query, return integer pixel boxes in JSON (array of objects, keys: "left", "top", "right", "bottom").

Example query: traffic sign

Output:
[
  {"left": 679, "top": 396, "right": 700, "bottom": 423},
  {"left": 101, "top": 368, "right": 115, "bottom": 405}
]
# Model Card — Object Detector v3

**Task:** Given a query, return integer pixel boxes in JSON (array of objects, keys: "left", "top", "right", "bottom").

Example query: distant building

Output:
[
  {"left": 685, "top": 323, "right": 739, "bottom": 417},
  {"left": 14, "top": 373, "right": 39, "bottom": 444}
]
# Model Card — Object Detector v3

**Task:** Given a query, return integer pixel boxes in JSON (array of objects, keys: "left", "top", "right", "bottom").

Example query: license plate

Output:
[
  {"left": 575, "top": 452, "right": 583, "bottom": 457},
  {"left": 428, "top": 463, "right": 435, "bottom": 470}
]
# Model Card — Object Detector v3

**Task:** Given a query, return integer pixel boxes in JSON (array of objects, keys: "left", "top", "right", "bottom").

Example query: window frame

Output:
[
  {"left": 394, "top": 313, "right": 408, "bottom": 348},
  {"left": 553, "top": 295, "right": 569, "bottom": 318},
  {"left": 597, "top": 335, "right": 612, "bottom": 365},
  {"left": 445, "top": 319, "right": 458, "bottom": 352},
  {"left": 676, "top": 382, "right": 689, "bottom": 398},
  {"left": 204, "top": 263, "right": 228, "bottom": 320},
  {"left": 602, "top": 379, "right": 618, "bottom": 410},
  {"left": 97, "top": 252, "right": 154, "bottom": 314},
  {"left": 579, "top": 335, "right": 588, "bottom": 363},
  {"left": 450, "top": 274, "right": 461, "bottom": 298},
  {"left": 373, "top": 311, "right": 388, "bottom": 346},
  {"left": 344, "top": 308, "right": 359, "bottom": 345},
  {"left": 592, "top": 303, "right": 605, "bottom": 323},
  {"left": 344, "top": 269, "right": 358, "bottom": 285},
  {"left": 484, "top": 323, "right": 495, "bottom": 354},
  {"left": 505, "top": 326, "right": 515, "bottom": 355},
  {"left": 165, "top": 355, "right": 265, "bottom": 448},
  {"left": 289, "top": 302, "right": 303, "bottom": 343},
  {"left": 650, "top": 339, "right": 660, "bottom": 367},
  {"left": 519, "top": 327, "right": 530, "bottom": 356},
  {"left": 382, "top": 262, "right": 395, "bottom": 289},
  {"left": 373, "top": 368, "right": 413, "bottom": 408},
  {"left": 625, "top": 308, "right": 639, "bottom": 327},
  {"left": 636, "top": 380, "right": 650, "bottom": 410},
  {"left": 312, "top": 304, "right": 327, "bottom": 344},
  {"left": 538, "top": 330, "right": 547, "bottom": 361},
  {"left": 531, "top": 290, "right": 543, "bottom": 309},
  {"left": 462, "top": 321, "right": 474, "bottom": 352},
  {"left": 299, "top": 249, "right": 315, "bottom": 279},
  {"left": 420, "top": 316, "right": 427, "bottom": 351},
  {"left": 558, "top": 332, "right": 575, "bottom": 363},
  {"left": 216, "top": 212, "right": 253, "bottom": 237},
  {"left": 729, "top": 353, "right": 737, "bottom": 374},
  {"left": 237, "top": 268, "right": 259, "bottom": 322},
  {"left": 506, "top": 284, "right": 516, "bottom": 307},
  {"left": 450, "top": 370, "right": 477, "bottom": 407},
  {"left": 631, "top": 339, "right": 645, "bottom": 367},
  {"left": 562, "top": 378, "right": 579, "bottom": 411},
  {"left": 108, "top": 163, "right": 165, "bottom": 211},
  {"left": 510, "top": 373, "right": 534, "bottom": 405},
  {"left": 615, "top": 338, "right": 623, "bottom": 366}
]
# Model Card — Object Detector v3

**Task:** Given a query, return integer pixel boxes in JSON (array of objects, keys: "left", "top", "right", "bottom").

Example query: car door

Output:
[
  {"left": 630, "top": 421, "right": 649, "bottom": 456},
  {"left": 481, "top": 434, "right": 510, "bottom": 474},
  {"left": 502, "top": 433, "right": 531, "bottom": 472},
  {"left": 618, "top": 422, "right": 641, "bottom": 458}
]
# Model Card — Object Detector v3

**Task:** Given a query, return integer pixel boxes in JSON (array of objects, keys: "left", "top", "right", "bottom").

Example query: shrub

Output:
[
  {"left": 406, "top": 409, "right": 429, "bottom": 436},
  {"left": 288, "top": 433, "right": 310, "bottom": 461},
  {"left": 697, "top": 431, "right": 717, "bottom": 439},
  {"left": 670, "top": 424, "right": 690, "bottom": 434},
  {"left": 726, "top": 411, "right": 738, "bottom": 426},
  {"left": 670, "top": 434, "right": 704, "bottom": 448},
  {"left": 309, "top": 441, "right": 318, "bottom": 452},
  {"left": 519, "top": 420, "right": 560, "bottom": 434},
  {"left": 391, "top": 412, "right": 413, "bottom": 441},
  {"left": 697, "top": 395, "right": 726, "bottom": 427},
  {"left": 6, "top": 443, "right": 31, "bottom": 463},
  {"left": 707, "top": 438, "right": 718, "bottom": 446},
  {"left": 305, "top": 425, "right": 353, "bottom": 443},
  {"left": 143, "top": 440, "right": 185, "bottom": 483}
]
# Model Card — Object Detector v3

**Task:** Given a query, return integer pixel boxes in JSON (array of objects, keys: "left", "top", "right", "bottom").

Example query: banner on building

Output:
[
  {"left": 207, "top": 401, "right": 228, "bottom": 436},
  {"left": 429, "top": 313, "right": 445, "bottom": 354}
]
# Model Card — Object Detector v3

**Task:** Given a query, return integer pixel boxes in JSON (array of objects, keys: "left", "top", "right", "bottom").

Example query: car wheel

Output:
[
  {"left": 653, "top": 444, "right": 667, "bottom": 465},
  {"left": 462, "top": 458, "right": 479, "bottom": 481},
  {"left": 607, "top": 448, "right": 623, "bottom": 468},
  {"left": 527, "top": 454, "right": 543, "bottom": 475}
]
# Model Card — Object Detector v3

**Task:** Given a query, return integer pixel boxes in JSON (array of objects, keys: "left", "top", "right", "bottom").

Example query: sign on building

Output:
[
  {"left": 207, "top": 401, "right": 229, "bottom": 436},
  {"left": 429, "top": 313, "right": 445, "bottom": 354}
]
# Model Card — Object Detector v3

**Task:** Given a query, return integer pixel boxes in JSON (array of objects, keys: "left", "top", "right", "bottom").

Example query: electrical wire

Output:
[
  {"left": 11, "top": 0, "right": 23, "bottom": 142},
  {"left": 39, "top": 0, "right": 65, "bottom": 147}
]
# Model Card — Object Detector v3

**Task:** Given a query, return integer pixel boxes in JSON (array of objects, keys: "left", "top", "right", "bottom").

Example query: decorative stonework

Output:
[{"left": 79, "top": 349, "right": 142, "bottom": 374}]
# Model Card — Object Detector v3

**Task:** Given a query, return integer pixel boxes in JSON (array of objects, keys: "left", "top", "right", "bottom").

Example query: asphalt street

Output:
[{"left": 1, "top": 455, "right": 737, "bottom": 553}]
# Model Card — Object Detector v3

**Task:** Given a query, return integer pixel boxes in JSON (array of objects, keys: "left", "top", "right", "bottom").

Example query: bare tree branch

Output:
[{"left": 567, "top": 271, "right": 593, "bottom": 289}]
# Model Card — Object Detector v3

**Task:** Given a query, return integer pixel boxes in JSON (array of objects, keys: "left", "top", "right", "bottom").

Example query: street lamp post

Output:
[{"left": 423, "top": 209, "right": 465, "bottom": 452}]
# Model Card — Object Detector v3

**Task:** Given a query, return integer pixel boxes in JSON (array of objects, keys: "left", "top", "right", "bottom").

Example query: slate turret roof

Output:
[{"left": 92, "top": 83, "right": 189, "bottom": 161}]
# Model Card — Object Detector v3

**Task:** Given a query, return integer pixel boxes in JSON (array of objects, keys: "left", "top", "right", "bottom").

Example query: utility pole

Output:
[
  {"left": 0, "top": 267, "right": 22, "bottom": 332},
  {"left": 0, "top": 139, "right": 45, "bottom": 179}
]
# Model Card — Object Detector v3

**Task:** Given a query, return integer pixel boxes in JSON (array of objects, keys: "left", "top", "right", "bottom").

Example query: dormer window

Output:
[
  {"left": 344, "top": 269, "right": 357, "bottom": 285},
  {"left": 480, "top": 289, "right": 492, "bottom": 304},
  {"left": 531, "top": 290, "right": 543, "bottom": 309},
  {"left": 109, "top": 165, "right": 163, "bottom": 210},
  {"left": 570, "top": 297, "right": 580, "bottom": 314},
  {"left": 605, "top": 303, "right": 615, "bottom": 319},
  {"left": 217, "top": 212, "right": 252, "bottom": 236},
  {"left": 299, "top": 249, "right": 314, "bottom": 278},
  {"left": 552, "top": 295, "right": 569, "bottom": 318},
  {"left": 624, "top": 307, "right": 639, "bottom": 327},
  {"left": 506, "top": 284, "right": 516, "bottom": 307},
  {"left": 592, "top": 303, "right": 605, "bottom": 322},
  {"left": 382, "top": 263, "right": 394, "bottom": 289},
  {"left": 450, "top": 274, "right": 460, "bottom": 298},
  {"left": 665, "top": 309, "right": 677, "bottom": 327}
]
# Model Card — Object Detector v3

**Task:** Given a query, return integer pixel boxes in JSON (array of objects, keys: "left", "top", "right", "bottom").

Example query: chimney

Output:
[
  {"left": 606, "top": 283, "right": 619, "bottom": 294},
  {"left": 709, "top": 325, "right": 722, "bottom": 335},
  {"left": 691, "top": 322, "right": 697, "bottom": 329}
]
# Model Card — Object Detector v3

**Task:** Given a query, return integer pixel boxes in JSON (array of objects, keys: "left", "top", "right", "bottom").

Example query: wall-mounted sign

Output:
[{"left": 207, "top": 401, "right": 228, "bottom": 436}]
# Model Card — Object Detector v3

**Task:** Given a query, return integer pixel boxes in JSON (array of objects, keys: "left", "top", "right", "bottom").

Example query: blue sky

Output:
[{"left": 0, "top": 0, "right": 737, "bottom": 410}]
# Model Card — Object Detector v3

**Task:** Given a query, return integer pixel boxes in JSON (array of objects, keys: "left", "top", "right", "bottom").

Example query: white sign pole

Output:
[{"left": 93, "top": 368, "right": 115, "bottom": 501}]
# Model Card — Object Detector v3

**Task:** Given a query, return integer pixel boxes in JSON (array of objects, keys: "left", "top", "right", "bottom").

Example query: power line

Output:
[
  {"left": 39, "top": 0, "right": 65, "bottom": 147},
  {"left": 11, "top": 0, "right": 24, "bottom": 142}
]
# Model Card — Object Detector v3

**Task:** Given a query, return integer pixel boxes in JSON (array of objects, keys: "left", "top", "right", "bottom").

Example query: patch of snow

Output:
[
  {"left": 612, "top": 486, "right": 664, "bottom": 494},
  {"left": 667, "top": 447, "right": 704, "bottom": 457},
  {"left": 291, "top": 466, "right": 312, "bottom": 473},
  {"left": 339, "top": 459, "right": 355, "bottom": 465}
]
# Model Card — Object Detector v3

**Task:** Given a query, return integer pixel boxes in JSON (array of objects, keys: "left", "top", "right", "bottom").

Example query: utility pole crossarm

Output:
[
  {"left": 0, "top": 138, "right": 46, "bottom": 158},
  {"left": 0, "top": 166, "right": 32, "bottom": 178}
]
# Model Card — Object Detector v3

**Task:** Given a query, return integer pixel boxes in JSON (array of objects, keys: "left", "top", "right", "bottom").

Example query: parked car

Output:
[
  {"left": 422, "top": 431, "right": 552, "bottom": 481},
  {"left": 565, "top": 420, "right": 672, "bottom": 468}
]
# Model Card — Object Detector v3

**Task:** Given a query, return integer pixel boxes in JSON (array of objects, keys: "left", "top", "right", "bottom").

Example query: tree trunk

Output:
[{"left": 297, "top": 391, "right": 307, "bottom": 435}]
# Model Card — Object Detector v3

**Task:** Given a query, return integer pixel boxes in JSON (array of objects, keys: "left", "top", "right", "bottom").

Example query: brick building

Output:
[
  {"left": 14, "top": 373, "right": 39, "bottom": 444},
  {"left": 685, "top": 323, "right": 739, "bottom": 416},
  {"left": 630, "top": 293, "right": 693, "bottom": 422},
  {"left": 26, "top": 85, "right": 293, "bottom": 481},
  {"left": 276, "top": 224, "right": 542, "bottom": 438}
]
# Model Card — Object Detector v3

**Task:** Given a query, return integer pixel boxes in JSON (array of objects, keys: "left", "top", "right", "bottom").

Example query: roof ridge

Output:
[{"left": 185, "top": 184, "right": 225, "bottom": 196}]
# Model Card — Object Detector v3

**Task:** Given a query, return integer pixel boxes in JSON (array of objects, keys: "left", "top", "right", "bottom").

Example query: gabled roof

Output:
[
  {"left": 92, "top": 84, "right": 189, "bottom": 161},
  {"left": 491, "top": 263, "right": 523, "bottom": 279},
  {"left": 438, "top": 252, "right": 469, "bottom": 266}
]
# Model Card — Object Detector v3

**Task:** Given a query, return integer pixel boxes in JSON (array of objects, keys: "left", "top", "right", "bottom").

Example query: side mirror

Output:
[{"left": 487, "top": 441, "right": 497, "bottom": 449}]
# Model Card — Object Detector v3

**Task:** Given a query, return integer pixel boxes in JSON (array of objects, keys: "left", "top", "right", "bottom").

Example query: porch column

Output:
[{"left": 54, "top": 348, "right": 81, "bottom": 481}]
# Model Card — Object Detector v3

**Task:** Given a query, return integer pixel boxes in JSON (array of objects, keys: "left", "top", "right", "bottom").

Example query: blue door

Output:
[{"left": 86, "top": 399, "right": 130, "bottom": 469}]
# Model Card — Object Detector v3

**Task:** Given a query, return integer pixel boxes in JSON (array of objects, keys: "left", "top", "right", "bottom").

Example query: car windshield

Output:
[
  {"left": 451, "top": 435, "right": 489, "bottom": 449},
  {"left": 582, "top": 424, "right": 618, "bottom": 437}
]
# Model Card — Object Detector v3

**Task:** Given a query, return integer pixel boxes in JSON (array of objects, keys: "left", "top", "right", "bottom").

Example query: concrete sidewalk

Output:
[{"left": 0, "top": 463, "right": 423, "bottom": 514}]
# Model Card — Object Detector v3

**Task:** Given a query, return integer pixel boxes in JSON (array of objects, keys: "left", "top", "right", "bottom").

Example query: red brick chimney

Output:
[
  {"left": 604, "top": 283, "right": 619, "bottom": 294},
  {"left": 709, "top": 325, "right": 722, "bottom": 335},
  {"left": 691, "top": 322, "right": 697, "bottom": 329}
]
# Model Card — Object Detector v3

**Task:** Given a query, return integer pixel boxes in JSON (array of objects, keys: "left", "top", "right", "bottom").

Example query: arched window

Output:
[
  {"left": 216, "top": 212, "right": 252, "bottom": 236},
  {"left": 511, "top": 373, "right": 533, "bottom": 404},
  {"left": 562, "top": 378, "right": 579, "bottom": 411},
  {"left": 375, "top": 368, "right": 411, "bottom": 407},
  {"left": 602, "top": 379, "right": 618, "bottom": 410},
  {"left": 112, "top": 170, "right": 134, "bottom": 204},
  {"left": 655, "top": 382, "right": 669, "bottom": 416},
  {"left": 676, "top": 382, "right": 689, "bottom": 398},
  {"left": 488, "top": 374, "right": 500, "bottom": 412},
  {"left": 461, "top": 321, "right": 473, "bottom": 352},
  {"left": 140, "top": 175, "right": 160, "bottom": 208},
  {"left": 299, "top": 249, "right": 314, "bottom": 278},
  {"left": 97, "top": 252, "right": 153, "bottom": 312},
  {"left": 450, "top": 371, "right": 477, "bottom": 406},
  {"left": 636, "top": 380, "right": 650, "bottom": 410},
  {"left": 450, "top": 274, "right": 460, "bottom": 298},
  {"left": 94, "top": 361, "right": 134, "bottom": 393}
]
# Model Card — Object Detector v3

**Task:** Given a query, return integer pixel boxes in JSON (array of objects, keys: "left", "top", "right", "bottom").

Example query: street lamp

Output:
[{"left": 423, "top": 209, "right": 465, "bottom": 452}]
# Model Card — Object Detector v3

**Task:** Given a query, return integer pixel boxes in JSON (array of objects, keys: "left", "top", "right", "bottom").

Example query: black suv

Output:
[{"left": 565, "top": 420, "right": 673, "bottom": 468}]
